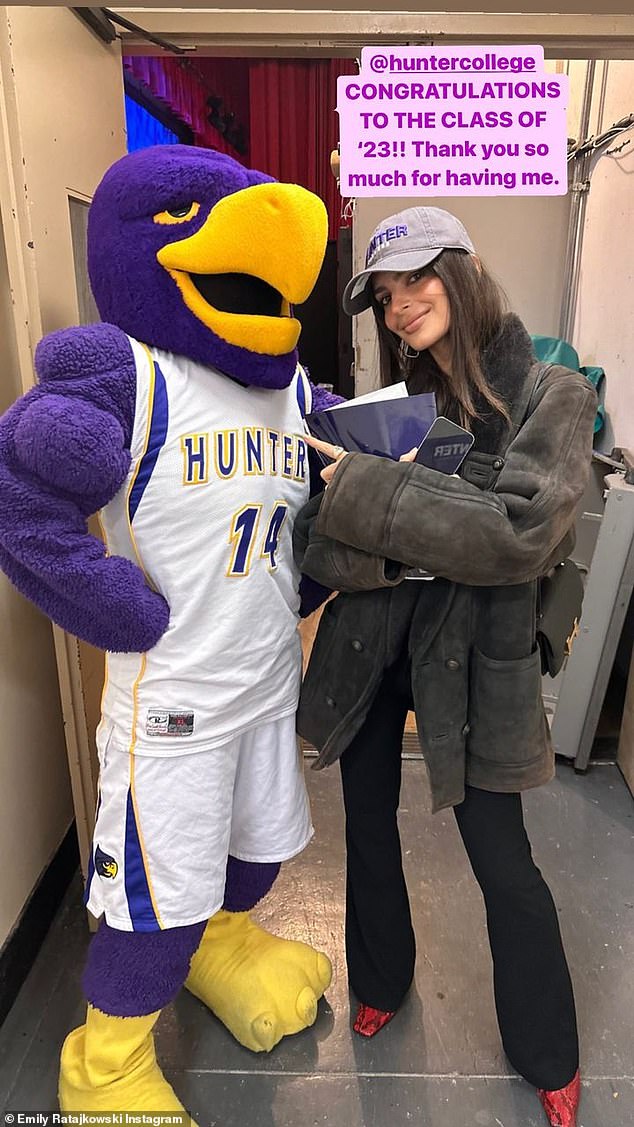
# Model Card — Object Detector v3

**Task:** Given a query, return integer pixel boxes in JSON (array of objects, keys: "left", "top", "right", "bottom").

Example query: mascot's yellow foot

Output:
[
  {"left": 59, "top": 1005, "right": 196, "bottom": 1124},
  {"left": 185, "top": 910, "right": 332, "bottom": 1052}
]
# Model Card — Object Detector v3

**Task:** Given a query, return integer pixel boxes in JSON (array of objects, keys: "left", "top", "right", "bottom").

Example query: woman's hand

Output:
[
  {"left": 302, "top": 434, "right": 419, "bottom": 484},
  {"left": 302, "top": 434, "right": 349, "bottom": 485}
]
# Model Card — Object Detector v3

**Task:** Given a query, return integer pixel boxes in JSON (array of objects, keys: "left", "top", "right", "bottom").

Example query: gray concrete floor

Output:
[{"left": 1, "top": 759, "right": 633, "bottom": 1126}]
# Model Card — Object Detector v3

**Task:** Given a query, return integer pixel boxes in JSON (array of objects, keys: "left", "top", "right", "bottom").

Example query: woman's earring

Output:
[{"left": 399, "top": 340, "right": 420, "bottom": 361}]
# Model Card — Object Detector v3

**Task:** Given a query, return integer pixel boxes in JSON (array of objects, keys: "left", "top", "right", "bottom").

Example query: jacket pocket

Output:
[
  {"left": 468, "top": 646, "right": 544, "bottom": 767},
  {"left": 460, "top": 450, "right": 505, "bottom": 491}
]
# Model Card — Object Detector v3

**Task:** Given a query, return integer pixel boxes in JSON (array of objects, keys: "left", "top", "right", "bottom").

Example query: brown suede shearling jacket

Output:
[{"left": 295, "top": 315, "right": 597, "bottom": 812}]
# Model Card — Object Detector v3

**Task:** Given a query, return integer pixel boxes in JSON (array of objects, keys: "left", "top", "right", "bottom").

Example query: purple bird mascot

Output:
[{"left": 0, "top": 145, "right": 340, "bottom": 1120}]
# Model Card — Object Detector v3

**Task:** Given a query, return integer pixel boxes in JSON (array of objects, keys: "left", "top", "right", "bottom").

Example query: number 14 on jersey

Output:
[{"left": 227, "top": 503, "right": 289, "bottom": 577}]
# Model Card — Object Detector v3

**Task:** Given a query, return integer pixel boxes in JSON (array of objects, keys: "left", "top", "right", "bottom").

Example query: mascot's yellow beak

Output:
[{"left": 157, "top": 182, "right": 328, "bottom": 355}]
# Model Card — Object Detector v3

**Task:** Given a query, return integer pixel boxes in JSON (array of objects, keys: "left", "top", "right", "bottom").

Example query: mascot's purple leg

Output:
[
  {"left": 83, "top": 920, "right": 207, "bottom": 1016},
  {"left": 222, "top": 856, "right": 280, "bottom": 912},
  {"left": 83, "top": 858, "right": 280, "bottom": 1015}
]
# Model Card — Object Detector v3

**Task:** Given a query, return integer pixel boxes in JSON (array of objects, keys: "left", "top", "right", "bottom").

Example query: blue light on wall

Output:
[{"left": 125, "top": 94, "right": 180, "bottom": 151}]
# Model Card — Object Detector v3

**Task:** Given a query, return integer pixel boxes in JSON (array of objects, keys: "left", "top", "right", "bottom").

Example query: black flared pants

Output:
[{"left": 339, "top": 659, "right": 579, "bottom": 1090}]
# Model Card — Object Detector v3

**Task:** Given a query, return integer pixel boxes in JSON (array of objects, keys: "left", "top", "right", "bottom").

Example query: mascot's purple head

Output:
[{"left": 87, "top": 145, "right": 327, "bottom": 388}]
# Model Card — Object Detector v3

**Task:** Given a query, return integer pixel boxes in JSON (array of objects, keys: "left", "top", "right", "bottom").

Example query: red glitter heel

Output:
[
  {"left": 353, "top": 1004, "right": 396, "bottom": 1038},
  {"left": 537, "top": 1069, "right": 581, "bottom": 1127}
]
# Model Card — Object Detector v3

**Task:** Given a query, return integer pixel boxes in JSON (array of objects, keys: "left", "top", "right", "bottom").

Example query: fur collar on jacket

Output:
[{"left": 468, "top": 312, "right": 536, "bottom": 455}]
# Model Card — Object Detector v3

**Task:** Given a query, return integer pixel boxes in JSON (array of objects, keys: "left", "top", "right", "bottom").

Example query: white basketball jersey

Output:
[{"left": 97, "top": 338, "right": 312, "bottom": 758}]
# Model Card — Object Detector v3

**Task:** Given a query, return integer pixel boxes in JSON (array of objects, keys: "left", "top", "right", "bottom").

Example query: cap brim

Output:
[{"left": 342, "top": 247, "right": 444, "bottom": 315}]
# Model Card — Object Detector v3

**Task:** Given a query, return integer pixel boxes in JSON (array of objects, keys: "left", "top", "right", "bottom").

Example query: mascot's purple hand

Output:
[
  {"left": 0, "top": 426, "right": 170, "bottom": 651},
  {"left": 14, "top": 395, "right": 130, "bottom": 512},
  {"left": 0, "top": 541, "right": 170, "bottom": 653}
]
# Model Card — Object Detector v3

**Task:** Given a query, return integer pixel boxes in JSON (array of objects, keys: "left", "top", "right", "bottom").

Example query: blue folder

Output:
[{"left": 306, "top": 392, "right": 437, "bottom": 461}]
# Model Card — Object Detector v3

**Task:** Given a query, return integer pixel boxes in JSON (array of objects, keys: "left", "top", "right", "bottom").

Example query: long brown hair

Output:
[{"left": 369, "top": 249, "right": 511, "bottom": 428}]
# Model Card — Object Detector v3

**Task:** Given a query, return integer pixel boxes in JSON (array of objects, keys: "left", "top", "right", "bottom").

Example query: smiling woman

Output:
[
  {"left": 294, "top": 204, "right": 598, "bottom": 1127},
  {"left": 355, "top": 209, "right": 511, "bottom": 429},
  {"left": 371, "top": 268, "right": 452, "bottom": 372}
]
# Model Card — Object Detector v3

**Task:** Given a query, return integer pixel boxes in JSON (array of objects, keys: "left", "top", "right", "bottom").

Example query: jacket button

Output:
[
  {"left": 445, "top": 658, "right": 461, "bottom": 671},
  {"left": 462, "top": 723, "right": 471, "bottom": 737},
  {"left": 351, "top": 639, "right": 364, "bottom": 652},
  {"left": 325, "top": 696, "right": 337, "bottom": 708},
  {"left": 492, "top": 457, "right": 505, "bottom": 470}
]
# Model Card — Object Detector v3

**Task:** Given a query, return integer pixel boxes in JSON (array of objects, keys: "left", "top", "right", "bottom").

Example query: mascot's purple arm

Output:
[
  {"left": 0, "top": 323, "right": 170, "bottom": 652},
  {"left": 0, "top": 323, "right": 340, "bottom": 1014},
  {"left": 0, "top": 323, "right": 340, "bottom": 646}
]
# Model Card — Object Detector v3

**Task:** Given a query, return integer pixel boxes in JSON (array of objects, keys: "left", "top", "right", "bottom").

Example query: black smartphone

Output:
[{"left": 414, "top": 416, "right": 474, "bottom": 473}]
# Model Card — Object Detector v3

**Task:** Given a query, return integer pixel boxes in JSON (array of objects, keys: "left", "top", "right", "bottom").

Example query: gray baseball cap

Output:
[{"left": 343, "top": 207, "right": 475, "bottom": 315}]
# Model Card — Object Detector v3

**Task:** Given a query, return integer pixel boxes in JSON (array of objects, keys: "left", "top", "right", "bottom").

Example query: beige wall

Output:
[
  {"left": 0, "top": 215, "right": 73, "bottom": 949},
  {"left": 118, "top": 1, "right": 634, "bottom": 12},
  {"left": 3, "top": 8, "right": 127, "bottom": 338},
  {"left": 121, "top": 8, "right": 634, "bottom": 58},
  {"left": 0, "top": 6, "right": 126, "bottom": 947},
  {"left": 572, "top": 60, "right": 634, "bottom": 451}
]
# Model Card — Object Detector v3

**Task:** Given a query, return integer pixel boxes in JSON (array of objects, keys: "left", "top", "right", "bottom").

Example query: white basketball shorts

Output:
[{"left": 84, "top": 715, "right": 313, "bottom": 931}]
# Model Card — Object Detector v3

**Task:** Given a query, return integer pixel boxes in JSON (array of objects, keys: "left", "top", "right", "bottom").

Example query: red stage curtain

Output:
[
  {"left": 123, "top": 56, "right": 244, "bottom": 160},
  {"left": 194, "top": 58, "right": 251, "bottom": 164},
  {"left": 248, "top": 59, "right": 357, "bottom": 240}
]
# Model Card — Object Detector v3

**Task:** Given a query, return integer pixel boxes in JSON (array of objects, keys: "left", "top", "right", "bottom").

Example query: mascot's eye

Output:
[{"left": 153, "top": 202, "right": 201, "bottom": 225}]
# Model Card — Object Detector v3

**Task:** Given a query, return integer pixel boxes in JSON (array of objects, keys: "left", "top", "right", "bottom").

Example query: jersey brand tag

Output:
[{"left": 146, "top": 709, "right": 194, "bottom": 736}]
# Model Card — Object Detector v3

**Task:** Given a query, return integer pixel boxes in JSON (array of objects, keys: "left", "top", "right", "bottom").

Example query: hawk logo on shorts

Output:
[{"left": 95, "top": 844, "right": 118, "bottom": 879}]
